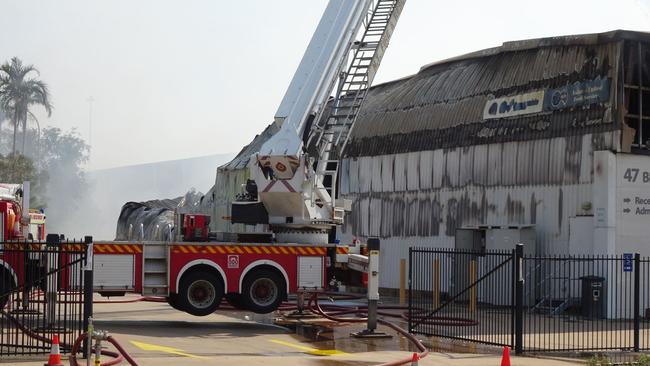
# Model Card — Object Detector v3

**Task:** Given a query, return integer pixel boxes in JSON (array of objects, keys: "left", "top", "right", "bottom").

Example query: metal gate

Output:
[
  {"left": 0, "top": 235, "right": 93, "bottom": 356},
  {"left": 408, "top": 247, "right": 515, "bottom": 348},
  {"left": 410, "top": 245, "right": 650, "bottom": 354}
]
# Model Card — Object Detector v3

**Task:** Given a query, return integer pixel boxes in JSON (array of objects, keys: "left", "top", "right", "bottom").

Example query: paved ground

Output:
[{"left": 2, "top": 295, "right": 583, "bottom": 365}]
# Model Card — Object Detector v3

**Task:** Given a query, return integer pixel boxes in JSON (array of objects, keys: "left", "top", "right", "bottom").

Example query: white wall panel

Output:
[
  {"left": 394, "top": 154, "right": 407, "bottom": 191},
  {"left": 419, "top": 151, "right": 433, "bottom": 189},
  {"left": 407, "top": 152, "right": 420, "bottom": 191}
]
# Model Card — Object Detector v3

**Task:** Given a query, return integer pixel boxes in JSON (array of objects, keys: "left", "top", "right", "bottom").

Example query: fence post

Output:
[
  {"left": 432, "top": 258, "right": 440, "bottom": 309},
  {"left": 45, "top": 233, "right": 60, "bottom": 328},
  {"left": 514, "top": 243, "right": 524, "bottom": 354},
  {"left": 634, "top": 253, "right": 640, "bottom": 352},
  {"left": 399, "top": 258, "right": 406, "bottom": 306},
  {"left": 469, "top": 260, "right": 477, "bottom": 314},
  {"left": 408, "top": 247, "right": 412, "bottom": 332},
  {"left": 82, "top": 236, "right": 94, "bottom": 358}
]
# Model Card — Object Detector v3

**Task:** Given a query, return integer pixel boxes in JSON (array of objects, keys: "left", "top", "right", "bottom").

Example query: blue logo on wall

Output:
[
  {"left": 544, "top": 78, "right": 610, "bottom": 111},
  {"left": 482, "top": 77, "right": 610, "bottom": 120}
]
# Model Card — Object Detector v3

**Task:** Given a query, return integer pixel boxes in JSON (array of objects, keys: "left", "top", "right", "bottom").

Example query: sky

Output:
[{"left": 0, "top": 0, "right": 649, "bottom": 170}]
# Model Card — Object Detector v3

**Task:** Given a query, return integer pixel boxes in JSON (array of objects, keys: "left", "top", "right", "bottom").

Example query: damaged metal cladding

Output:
[
  {"left": 212, "top": 122, "right": 280, "bottom": 234},
  {"left": 115, "top": 199, "right": 177, "bottom": 241},
  {"left": 334, "top": 31, "right": 650, "bottom": 287},
  {"left": 115, "top": 189, "right": 206, "bottom": 241}
]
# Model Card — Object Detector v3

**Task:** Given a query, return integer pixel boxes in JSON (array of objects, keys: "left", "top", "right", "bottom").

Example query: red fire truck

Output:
[
  {"left": 89, "top": 220, "right": 340, "bottom": 316},
  {"left": 1, "top": 0, "right": 402, "bottom": 317},
  {"left": 0, "top": 182, "right": 47, "bottom": 308},
  {"left": 85, "top": 0, "right": 400, "bottom": 316}
]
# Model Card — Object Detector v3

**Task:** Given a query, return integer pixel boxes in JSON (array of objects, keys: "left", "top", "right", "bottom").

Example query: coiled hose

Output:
[
  {"left": 69, "top": 332, "right": 139, "bottom": 366},
  {"left": 0, "top": 309, "right": 137, "bottom": 366},
  {"left": 306, "top": 293, "right": 429, "bottom": 366}
]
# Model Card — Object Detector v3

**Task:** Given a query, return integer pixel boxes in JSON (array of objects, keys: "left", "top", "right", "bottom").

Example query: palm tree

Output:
[{"left": 0, "top": 57, "right": 52, "bottom": 155}]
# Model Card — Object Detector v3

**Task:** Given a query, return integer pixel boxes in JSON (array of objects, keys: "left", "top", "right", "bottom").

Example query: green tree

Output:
[
  {"left": 0, "top": 153, "right": 47, "bottom": 207},
  {"left": 0, "top": 153, "right": 36, "bottom": 182},
  {"left": 0, "top": 57, "right": 52, "bottom": 155},
  {"left": 0, "top": 126, "right": 88, "bottom": 210}
]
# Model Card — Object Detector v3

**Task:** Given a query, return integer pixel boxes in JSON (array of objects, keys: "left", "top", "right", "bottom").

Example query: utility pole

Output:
[{"left": 86, "top": 96, "right": 94, "bottom": 151}]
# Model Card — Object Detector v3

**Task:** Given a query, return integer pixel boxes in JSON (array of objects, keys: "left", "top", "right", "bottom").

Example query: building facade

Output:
[
  {"left": 338, "top": 30, "right": 650, "bottom": 288},
  {"left": 210, "top": 30, "right": 650, "bottom": 289}
]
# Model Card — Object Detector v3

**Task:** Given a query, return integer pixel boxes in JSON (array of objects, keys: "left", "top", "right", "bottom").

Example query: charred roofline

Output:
[
  {"left": 419, "top": 30, "right": 650, "bottom": 73},
  {"left": 366, "top": 30, "right": 650, "bottom": 92}
]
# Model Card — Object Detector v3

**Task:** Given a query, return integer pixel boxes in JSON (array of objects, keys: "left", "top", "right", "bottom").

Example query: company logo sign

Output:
[
  {"left": 483, "top": 77, "right": 610, "bottom": 120},
  {"left": 483, "top": 91, "right": 545, "bottom": 120},
  {"left": 544, "top": 78, "right": 609, "bottom": 111}
]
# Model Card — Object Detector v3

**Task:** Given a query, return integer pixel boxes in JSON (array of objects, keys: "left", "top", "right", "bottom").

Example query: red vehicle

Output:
[
  {"left": 89, "top": 236, "right": 334, "bottom": 315},
  {"left": 1, "top": 0, "right": 401, "bottom": 316},
  {"left": 84, "top": 0, "right": 399, "bottom": 315},
  {"left": 0, "top": 182, "right": 47, "bottom": 308}
]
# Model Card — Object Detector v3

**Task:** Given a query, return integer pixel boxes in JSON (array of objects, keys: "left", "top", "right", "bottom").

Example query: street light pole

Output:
[{"left": 86, "top": 96, "right": 94, "bottom": 151}]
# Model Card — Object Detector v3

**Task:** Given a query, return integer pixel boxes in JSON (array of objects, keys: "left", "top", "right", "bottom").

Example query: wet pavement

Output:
[{"left": 1, "top": 294, "right": 583, "bottom": 365}]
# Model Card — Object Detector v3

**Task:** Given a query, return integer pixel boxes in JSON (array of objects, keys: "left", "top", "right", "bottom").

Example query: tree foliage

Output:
[
  {"left": 0, "top": 153, "right": 37, "bottom": 183},
  {"left": 0, "top": 153, "right": 47, "bottom": 207},
  {"left": 0, "top": 57, "right": 52, "bottom": 154},
  {"left": 0, "top": 126, "right": 88, "bottom": 209}
]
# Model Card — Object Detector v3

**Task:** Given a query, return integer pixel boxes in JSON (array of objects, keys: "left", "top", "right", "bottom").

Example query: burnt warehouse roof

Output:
[{"left": 344, "top": 30, "right": 650, "bottom": 158}]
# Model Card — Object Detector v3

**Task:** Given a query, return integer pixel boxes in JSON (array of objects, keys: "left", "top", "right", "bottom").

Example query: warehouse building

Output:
[
  {"left": 337, "top": 30, "right": 649, "bottom": 289},
  {"left": 212, "top": 30, "right": 650, "bottom": 290}
]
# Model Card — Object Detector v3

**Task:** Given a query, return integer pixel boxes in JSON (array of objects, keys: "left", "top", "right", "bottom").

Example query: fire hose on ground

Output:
[
  {"left": 89, "top": 292, "right": 476, "bottom": 366},
  {"left": 68, "top": 328, "right": 139, "bottom": 366},
  {"left": 306, "top": 293, "right": 428, "bottom": 366},
  {"left": 2, "top": 290, "right": 476, "bottom": 366},
  {"left": 0, "top": 309, "right": 137, "bottom": 366}
]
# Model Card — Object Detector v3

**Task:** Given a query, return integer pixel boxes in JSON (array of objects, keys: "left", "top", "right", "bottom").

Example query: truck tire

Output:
[
  {"left": 225, "top": 293, "right": 246, "bottom": 310},
  {"left": 166, "top": 293, "right": 185, "bottom": 311},
  {"left": 241, "top": 268, "right": 285, "bottom": 314},
  {"left": 177, "top": 271, "right": 224, "bottom": 316},
  {"left": 0, "top": 275, "right": 14, "bottom": 309}
]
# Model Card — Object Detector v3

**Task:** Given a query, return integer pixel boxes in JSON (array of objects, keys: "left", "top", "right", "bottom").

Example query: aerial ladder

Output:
[{"left": 232, "top": 0, "right": 405, "bottom": 245}]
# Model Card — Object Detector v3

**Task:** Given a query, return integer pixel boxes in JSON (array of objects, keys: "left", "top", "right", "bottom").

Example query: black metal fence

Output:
[
  {"left": 408, "top": 247, "right": 515, "bottom": 348},
  {"left": 409, "top": 245, "right": 650, "bottom": 354},
  {"left": 522, "top": 254, "right": 635, "bottom": 352},
  {"left": 0, "top": 235, "right": 93, "bottom": 356}
]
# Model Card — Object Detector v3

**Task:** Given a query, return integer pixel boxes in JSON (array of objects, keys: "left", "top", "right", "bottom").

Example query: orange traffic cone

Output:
[
  {"left": 500, "top": 346, "right": 511, "bottom": 366},
  {"left": 410, "top": 352, "right": 419, "bottom": 365},
  {"left": 44, "top": 335, "right": 63, "bottom": 366}
]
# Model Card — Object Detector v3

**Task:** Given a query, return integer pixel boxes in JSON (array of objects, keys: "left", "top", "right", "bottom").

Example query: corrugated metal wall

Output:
[
  {"left": 345, "top": 40, "right": 622, "bottom": 157},
  {"left": 336, "top": 34, "right": 642, "bottom": 289},
  {"left": 339, "top": 131, "right": 618, "bottom": 288}
]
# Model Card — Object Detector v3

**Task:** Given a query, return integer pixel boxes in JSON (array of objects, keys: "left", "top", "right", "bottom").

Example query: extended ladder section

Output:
[
  {"left": 309, "top": 0, "right": 405, "bottom": 198},
  {"left": 142, "top": 243, "right": 169, "bottom": 296}
]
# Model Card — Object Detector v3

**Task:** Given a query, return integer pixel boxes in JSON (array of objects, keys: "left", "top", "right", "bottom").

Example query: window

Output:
[{"left": 623, "top": 41, "right": 650, "bottom": 150}]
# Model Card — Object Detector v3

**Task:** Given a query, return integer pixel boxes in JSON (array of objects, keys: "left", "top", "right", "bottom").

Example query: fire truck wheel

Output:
[
  {"left": 241, "top": 268, "right": 285, "bottom": 314},
  {"left": 178, "top": 271, "right": 224, "bottom": 316},
  {"left": 167, "top": 293, "right": 185, "bottom": 312},
  {"left": 0, "top": 275, "right": 14, "bottom": 309}
]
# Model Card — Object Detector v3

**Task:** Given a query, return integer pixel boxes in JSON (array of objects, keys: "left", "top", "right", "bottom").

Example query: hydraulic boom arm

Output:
[{"left": 234, "top": 0, "right": 405, "bottom": 241}]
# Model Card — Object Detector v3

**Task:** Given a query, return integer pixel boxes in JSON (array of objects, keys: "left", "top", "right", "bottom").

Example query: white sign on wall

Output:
[
  {"left": 616, "top": 154, "right": 650, "bottom": 254},
  {"left": 483, "top": 90, "right": 545, "bottom": 120}
]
